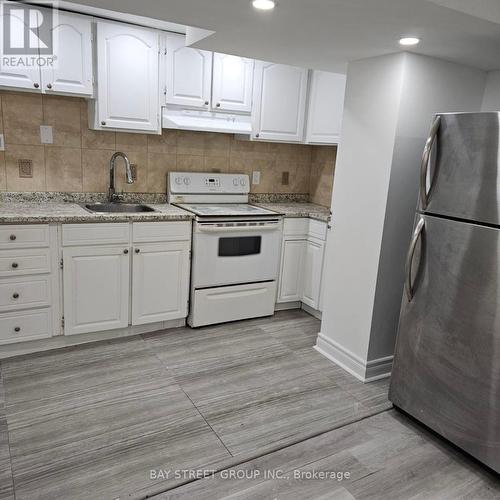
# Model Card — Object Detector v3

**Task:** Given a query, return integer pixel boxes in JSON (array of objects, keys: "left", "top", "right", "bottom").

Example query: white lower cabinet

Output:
[
  {"left": 131, "top": 241, "right": 190, "bottom": 325},
  {"left": 61, "top": 222, "right": 191, "bottom": 338},
  {"left": 0, "top": 224, "right": 59, "bottom": 346},
  {"left": 278, "top": 240, "right": 306, "bottom": 302},
  {"left": 301, "top": 238, "right": 325, "bottom": 308},
  {"left": 62, "top": 245, "right": 130, "bottom": 336},
  {"left": 277, "top": 218, "right": 327, "bottom": 311}
]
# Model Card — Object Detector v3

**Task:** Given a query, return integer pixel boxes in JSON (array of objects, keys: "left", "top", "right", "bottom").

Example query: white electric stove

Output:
[{"left": 167, "top": 172, "right": 283, "bottom": 328}]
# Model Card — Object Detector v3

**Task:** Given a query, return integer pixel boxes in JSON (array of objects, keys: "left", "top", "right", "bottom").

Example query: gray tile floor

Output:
[{"left": 0, "top": 310, "right": 497, "bottom": 499}]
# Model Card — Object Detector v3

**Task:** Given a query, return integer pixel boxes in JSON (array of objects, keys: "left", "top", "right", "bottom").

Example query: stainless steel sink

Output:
[{"left": 83, "top": 203, "right": 156, "bottom": 213}]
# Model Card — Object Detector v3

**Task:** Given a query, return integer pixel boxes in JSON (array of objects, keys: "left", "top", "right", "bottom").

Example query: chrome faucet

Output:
[{"left": 109, "top": 152, "right": 133, "bottom": 202}]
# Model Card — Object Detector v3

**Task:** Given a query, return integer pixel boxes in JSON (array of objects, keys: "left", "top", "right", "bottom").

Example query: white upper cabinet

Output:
[
  {"left": 164, "top": 33, "right": 212, "bottom": 109},
  {"left": 212, "top": 53, "right": 254, "bottom": 113},
  {"left": 0, "top": 6, "right": 42, "bottom": 90},
  {"left": 42, "top": 10, "right": 93, "bottom": 96},
  {"left": 252, "top": 62, "right": 308, "bottom": 142},
  {"left": 305, "top": 70, "right": 346, "bottom": 144},
  {"left": 96, "top": 20, "right": 160, "bottom": 132}
]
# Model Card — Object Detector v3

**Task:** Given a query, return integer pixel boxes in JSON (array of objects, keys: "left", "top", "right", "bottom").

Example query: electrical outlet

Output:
[
  {"left": 281, "top": 171, "right": 289, "bottom": 185},
  {"left": 0, "top": 133, "right": 5, "bottom": 151},
  {"left": 130, "top": 164, "right": 138, "bottom": 181},
  {"left": 252, "top": 171, "right": 261, "bottom": 185},
  {"left": 18, "top": 159, "right": 33, "bottom": 178},
  {"left": 40, "top": 125, "right": 53, "bottom": 144}
]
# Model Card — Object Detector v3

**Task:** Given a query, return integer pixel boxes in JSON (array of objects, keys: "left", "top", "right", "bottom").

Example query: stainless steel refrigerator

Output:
[{"left": 389, "top": 112, "right": 500, "bottom": 474}]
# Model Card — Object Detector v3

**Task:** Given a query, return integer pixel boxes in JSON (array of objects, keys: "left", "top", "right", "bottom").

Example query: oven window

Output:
[{"left": 218, "top": 236, "right": 262, "bottom": 257}]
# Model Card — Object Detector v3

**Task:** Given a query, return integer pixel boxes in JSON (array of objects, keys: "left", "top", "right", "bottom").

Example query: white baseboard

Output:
[
  {"left": 301, "top": 303, "right": 322, "bottom": 320},
  {"left": 275, "top": 301, "right": 301, "bottom": 311},
  {"left": 314, "top": 332, "right": 392, "bottom": 383},
  {"left": 0, "top": 318, "right": 186, "bottom": 359}
]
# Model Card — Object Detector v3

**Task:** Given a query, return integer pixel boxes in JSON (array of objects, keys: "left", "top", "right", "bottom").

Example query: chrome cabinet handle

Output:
[
  {"left": 420, "top": 115, "right": 441, "bottom": 210},
  {"left": 405, "top": 217, "right": 425, "bottom": 302}
]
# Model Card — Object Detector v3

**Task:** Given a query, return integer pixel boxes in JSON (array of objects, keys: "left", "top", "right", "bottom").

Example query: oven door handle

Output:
[{"left": 197, "top": 224, "right": 280, "bottom": 233}]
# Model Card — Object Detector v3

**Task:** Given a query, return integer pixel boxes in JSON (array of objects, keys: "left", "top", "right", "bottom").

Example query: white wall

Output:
[
  {"left": 481, "top": 71, "right": 500, "bottom": 111},
  {"left": 316, "top": 53, "right": 405, "bottom": 375},
  {"left": 317, "top": 52, "right": 486, "bottom": 381}
]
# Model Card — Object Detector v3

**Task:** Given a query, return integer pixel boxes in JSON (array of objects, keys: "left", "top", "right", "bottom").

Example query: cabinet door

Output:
[
  {"left": 165, "top": 33, "right": 212, "bottom": 109},
  {"left": 301, "top": 238, "right": 325, "bottom": 310},
  {"left": 212, "top": 53, "right": 254, "bottom": 113},
  {"left": 0, "top": 6, "right": 41, "bottom": 90},
  {"left": 42, "top": 10, "right": 93, "bottom": 96},
  {"left": 252, "top": 62, "right": 308, "bottom": 142},
  {"left": 132, "top": 241, "right": 190, "bottom": 325},
  {"left": 63, "top": 246, "right": 130, "bottom": 336},
  {"left": 97, "top": 20, "right": 160, "bottom": 131},
  {"left": 305, "top": 70, "right": 346, "bottom": 144},
  {"left": 278, "top": 239, "right": 305, "bottom": 302}
]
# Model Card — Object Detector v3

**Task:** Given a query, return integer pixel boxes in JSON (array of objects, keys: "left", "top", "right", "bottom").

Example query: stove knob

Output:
[
  {"left": 233, "top": 178, "right": 239, "bottom": 186},
  {"left": 175, "top": 176, "right": 182, "bottom": 185},
  {"left": 183, "top": 177, "right": 191, "bottom": 185},
  {"left": 240, "top": 178, "right": 246, "bottom": 186}
]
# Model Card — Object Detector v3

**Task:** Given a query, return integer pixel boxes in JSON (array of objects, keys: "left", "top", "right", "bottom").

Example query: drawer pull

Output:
[
  {"left": 14, "top": 327, "right": 21, "bottom": 333},
  {"left": 135, "top": 248, "right": 140, "bottom": 254},
  {"left": 9, "top": 235, "right": 16, "bottom": 241},
  {"left": 11, "top": 262, "right": 18, "bottom": 269},
  {"left": 123, "top": 249, "right": 129, "bottom": 255},
  {"left": 12, "top": 293, "right": 19, "bottom": 299}
]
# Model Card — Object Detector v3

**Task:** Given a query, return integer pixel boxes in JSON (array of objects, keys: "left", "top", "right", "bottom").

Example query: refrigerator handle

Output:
[
  {"left": 419, "top": 115, "right": 441, "bottom": 209},
  {"left": 405, "top": 217, "right": 425, "bottom": 302}
]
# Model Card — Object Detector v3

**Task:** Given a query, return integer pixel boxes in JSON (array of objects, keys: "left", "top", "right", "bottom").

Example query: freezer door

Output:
[
  {"left": 421, "top": 112, "right": 500, "bottom": 225},
  {"left": 390, "top": 214, "right": 500, "bottom": 473}
]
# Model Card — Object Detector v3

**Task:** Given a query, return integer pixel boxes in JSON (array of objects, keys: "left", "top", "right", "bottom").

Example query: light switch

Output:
[
  {"left": 0, "top": 134, "right": 4, "bottom": 151},
  {"left": 40, "top": 125, "right": 53, "bottom": 144},
  {"left": 252, "top": 171, "right": 261, "bottom": 185}
]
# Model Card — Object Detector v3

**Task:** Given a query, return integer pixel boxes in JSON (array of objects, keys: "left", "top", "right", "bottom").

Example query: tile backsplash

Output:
[{"left": 0, "top": 91, "right": 336, "bottom": 207}]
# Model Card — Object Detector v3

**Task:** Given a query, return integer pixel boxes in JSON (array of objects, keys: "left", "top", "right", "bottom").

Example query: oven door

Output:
[{"left": 192, "top": 219, "right": 282, "bottom": 288}]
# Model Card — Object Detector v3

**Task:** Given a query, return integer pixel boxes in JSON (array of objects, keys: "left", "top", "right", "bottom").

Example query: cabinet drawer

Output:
[
  {"left": 0, "top": 309, "right": 52, "bottom": 344},
  {"left": 0, "top": 225, "right": 50, "bottom": 249},
  {"left": 133, "top": 221, "right": 191, "bottom": 243},
  {"left": 0, "top": 248, "right": 52, "bottom": 277},
  {"left": 308, "top": 219, "right": 327, "bottom": 241},
  {"left": 0, "top": 276, "right": 51, "bottom": 312},
  {"left": 62, "top": 223, "right": 130, "bottom": 246},
  {"left": 283, "top": 218, "right": 309, "bottom": 238}
]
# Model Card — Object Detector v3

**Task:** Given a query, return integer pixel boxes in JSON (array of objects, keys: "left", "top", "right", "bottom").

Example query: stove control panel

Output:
[{"left": 168, "top": 172, "right": 249, "bottom": 195}]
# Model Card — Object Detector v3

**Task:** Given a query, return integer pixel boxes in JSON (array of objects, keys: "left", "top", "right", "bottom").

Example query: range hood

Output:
[{"left": 162, "top": 108, "right": 252, "bottom": 135}]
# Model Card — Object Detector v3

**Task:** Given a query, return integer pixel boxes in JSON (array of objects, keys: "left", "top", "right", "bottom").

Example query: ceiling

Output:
[{"left": 62, "top": 0, "right": 500, "bottom": 72}]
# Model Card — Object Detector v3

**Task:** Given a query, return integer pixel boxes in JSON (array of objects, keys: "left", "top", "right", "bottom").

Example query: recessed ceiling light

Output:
[
  {"left": 399, "top": 37, "right": 420, "bottom": 46},
  {"left": 252, "top": 0, "right": 276, "bottom": 11}
]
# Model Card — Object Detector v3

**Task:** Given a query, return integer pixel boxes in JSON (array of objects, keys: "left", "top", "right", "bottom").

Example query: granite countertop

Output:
[
  {"left": 0, "top": 202, "right": 194, "bottom": 224},
  {"left": 252, "top": 202, "right": 331, "bottom": 222}
]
